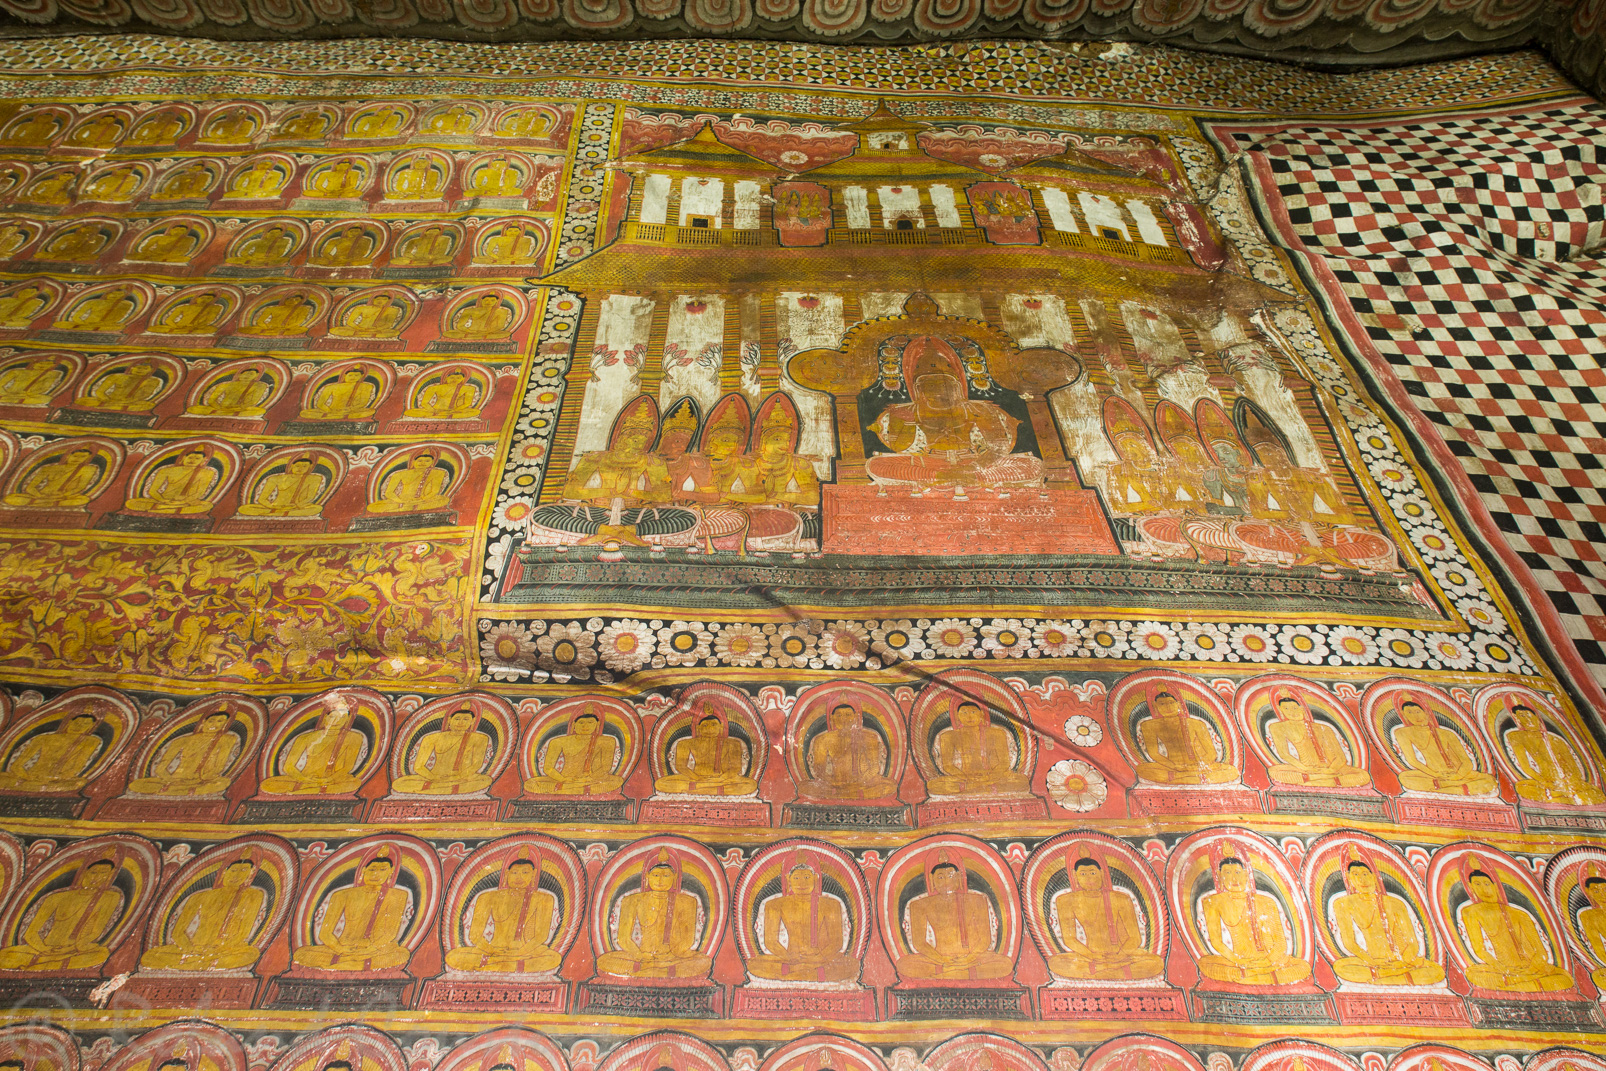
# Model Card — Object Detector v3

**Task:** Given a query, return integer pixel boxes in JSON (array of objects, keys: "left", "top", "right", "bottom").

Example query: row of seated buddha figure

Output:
[
  {"left": 0, "top": 279, "right": 527, "bottom": 346},
  {"left": 0, "top": 438, "right": 468, "bottom": 522},
  {"left": 1104, "top": 670, "right": 1603, "bottom": 813},
  {"left": 0, "top": 101, "right": 565, "bottom": 153},
  {"left": 0, "top": 151, "right": 557, "bottom": 210},
  {"left": 0, "top": 354, "right": 495, "bottom": 430},
  {"left": 1, "top": 828, "right": 1602, "bottom": 1013},
  {"left": 0, "top": 673, "right": 1591, "bottom": 830}
]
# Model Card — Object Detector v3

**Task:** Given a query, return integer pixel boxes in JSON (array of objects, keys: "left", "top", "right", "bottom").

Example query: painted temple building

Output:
[{"left": 525, "top": 102, "right": 1397, "bottom": 580}]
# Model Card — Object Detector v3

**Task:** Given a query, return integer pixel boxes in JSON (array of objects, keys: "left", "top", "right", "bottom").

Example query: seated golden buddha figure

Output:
[
  {"left": 523, "top": 708, "right": 624, "bottom": 795},
  {"left": 22, "top": 171, "right": 77, "bottom": 207},
  {"left": 292, "top": 851, "right": 411, "bottom": 971},
  {"left": 900, "top": 860, "right": 1014, "bottom": 981},
  {"left": 1504, "top": 702, "right": 1605, "bottom": 806},
  {"left": 130, "top": 224, "right": 201, "bottom": 264},
  {"left": 368, "top": 452, "right": 452, "bottom": 514},
  {"left": 0, "top": 857, "right": 121, "bottom": 971},
  {"left": 594, "top": 856, "right": 713, "bottom": 981},
  {"left": 443, "top": 855, "right": 562, "bottom": 974},
  {"left": 388, "top": 158, "right": 442, "bottom": 200},
  {"left": 246, "top": 294, "right": 314, "bottom": 337},
  {"left": 274, "top": 110, "right": 329, "bottom": 141},
  {"left": 54, "top": 287, "right": 137, "bottom": 332},
  {"left": 405, "top": 371, "right": 481, "bottom": 420},
  {"left": 3, "top": 112, "right": 59, "bottom": 147},
  {"left": 391, "top": 707, "right": 493, "bottom": 795},
  {"left": 800, "top": 703, "right": 896, "bottom": 800},
  {"left": 1197, "top": 853, "right": 1310, "bottom": 986},
  {"left": 0, "top": 712, "right": 100, "bottom": 793},
  {"left": 0, "top": 358, "right": 66, "bottom": 405},
  {"left": 301, "top": 367, "right": 377, "bottom": 420},
  {"left": 928, "top": 700, "right": 1030, "bottom": 796},
  {"left": 425, "top": 105, "right": 477, "bottom": 135},
  {"left": 495, "top": 110, "right": 549, "bottom": 139},
  {"left": 562, "top": 407, "right": 670, "bottom": 508},
  {"left": 655, "top": 711, "right": 758, "bottom": 796},
  {"left": 154, "top": 163, "right": 217, "bottom": 202},
  {"left": 124, "top": 449, "right": 218, "bottom": 515},
  {"left": 202, "top": 109, "right": 257, "bottom": 145},
  {"left": 311, "top": 225, "right": 376, "bottom": 268},
  {"left": 227, "top": 226, "right": 294, "bottom": 267},
  {"left": 1047, "top": 855, "right": 1164, "bottom": 981},
  {"left": 350, "top": 108, "right": 405, "bottom": 139},
  {"left": 1459, "top": 863, "right": 1574, "bottom": 992},
  {"left": 475, "top": 223, "right": 538, "bottom": 266},
  {"left": 465, "top": 157, "right": 526, "bottom": 198},
  {"left": 127, "top": 110, "right": 185, "bottom": 146},
  {"left": 1264, "top": 695, "right": 1370, "bottom": 788},
  {"left": 1134, "top": 691, "right": 1239, "bottom": 785},
  {"left": 258, "top": 699, "right": 365, "bottom": 795},
  {"left": 152, "top": 294, "right": 226, "bottom": 336},
  {"left": 81, "top": 166, "right": 141, "bottom": 202},
  {"left": 139, "top": 855, "right": 264, "bottom": 971},
  {"left": 1328, "top": 856, "right": 1443, "bottom": 986},
  {"left": 305, "top": 161, "right": 365, "bottom": 200},
  {"left": 0, "top": 224, "right": 33, "bottom": 259},
  {"left": 746, "top": 861, "right": 858, "bottom": 983},
  {"left": 1390, "top": 699, "right": 1497, "bottom": 795},
  {"left": 0, "top": 286, "right": 48, "bottom": 329},
  {"left": 1575, "top": 873, "right": 1606, "bottom": 989},
  {"left": 225, "top": 162, "right": 285, "bottom": 201},
  {"left": 237, "top": 457, "right": 326, "bottom": 518},
  {"left": 391, "top": 226, "right": 454, "bottom": 267},
  {"left": 68, "top": 114, "right": 124, "bottom": 148},
  {"left": 3, "top": 449, "right": 99, "bottom": 509},
  {"left": 82, "top": 362, "right": 160, "bottom": 414},
  {"left": 327, "top": 295, "right": 403, "bottom": 340},
  {"left": 126, "top": 711, "right": 238, "bottom": 797},
  {"left": 449, "top": 294, "right": 513, "bottom": 340},
  {"left": 864, "top": 337, "right": 1044, "bottom": 491},
  {"left": 190, "top": 366, "right": 272, "bottom": 419},
  {"left": 40, "top": 225, "right": 109, "bottom": 263}
]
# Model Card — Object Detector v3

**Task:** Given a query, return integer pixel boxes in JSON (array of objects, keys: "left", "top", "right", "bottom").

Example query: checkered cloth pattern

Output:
[{"left": 1236, "top": 102, "right": 1606, "bottom": 684}]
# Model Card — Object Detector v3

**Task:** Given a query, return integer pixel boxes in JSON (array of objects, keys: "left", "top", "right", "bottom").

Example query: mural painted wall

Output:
[{"left": 0, "top": 30, "right": 1598, "bottom": 1071}]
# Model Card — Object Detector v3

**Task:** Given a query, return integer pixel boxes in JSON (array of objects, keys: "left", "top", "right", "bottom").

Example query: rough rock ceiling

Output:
[{"left": 0, "top": 0, "right": 1601, "bottom": 99}]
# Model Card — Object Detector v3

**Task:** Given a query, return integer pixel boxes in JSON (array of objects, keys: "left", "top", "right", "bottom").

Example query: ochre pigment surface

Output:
[{"left": 0, "top": 33, "right": 1599, "bottom": 1071}]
